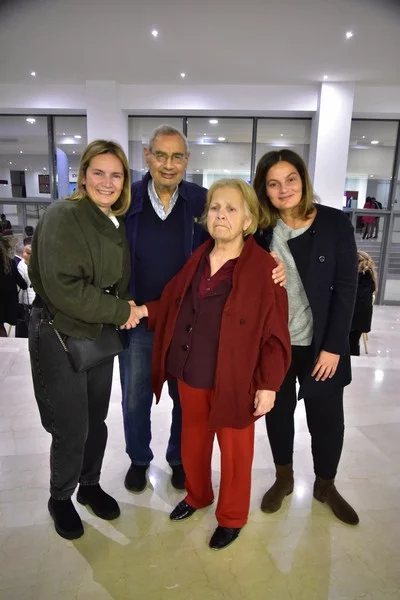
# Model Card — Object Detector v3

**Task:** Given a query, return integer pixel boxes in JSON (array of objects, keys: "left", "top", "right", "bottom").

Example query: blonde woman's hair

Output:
[
  {"left": 358, "top": 250, "right": 378, "bottom": 292},
  {"left": 201, "top": 178, "right": 260, "bottom": 236},
  {"left": 253, "top": 149, "right": 315, "bottom": 229},
  {"left": 70, "top": 140, "right": 131, "bottom": 216}
]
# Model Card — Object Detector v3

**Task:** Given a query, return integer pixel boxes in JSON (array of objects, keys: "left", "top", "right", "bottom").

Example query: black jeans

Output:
[
  {"left": 266, "top": 345, "right": 344, "bottom": 480},
  {"left": 29, "top": 306, "right": 114, "bottom": 500}
]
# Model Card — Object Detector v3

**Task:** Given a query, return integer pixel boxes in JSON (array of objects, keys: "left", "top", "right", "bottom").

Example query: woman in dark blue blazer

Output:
[{"left": 254, "top": 149, "right": 359, "bottom": 525}]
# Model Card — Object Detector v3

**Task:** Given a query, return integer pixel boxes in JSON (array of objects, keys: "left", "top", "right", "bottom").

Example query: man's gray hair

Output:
[
  {"left": 15, "top": 240, "right": 25, "bottom": 256},
  {"left": 148, "top": 125, "right": 189, "bottom": 154}
]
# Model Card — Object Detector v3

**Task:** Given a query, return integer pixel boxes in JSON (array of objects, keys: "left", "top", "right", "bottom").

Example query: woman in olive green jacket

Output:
[{"left": 29, "top": 140, "right": 139, "bottom": 540}]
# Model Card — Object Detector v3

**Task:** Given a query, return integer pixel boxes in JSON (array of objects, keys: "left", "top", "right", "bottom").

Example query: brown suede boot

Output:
[
  {"left": 313, "top": 477, "right": 359, "bottom": 525},
  {"left": 261, "top": 464, "right": 294, "bottom": 513}
]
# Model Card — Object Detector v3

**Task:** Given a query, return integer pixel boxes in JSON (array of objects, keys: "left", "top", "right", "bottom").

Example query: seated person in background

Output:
[
  {"left": 349, "top": 251, "right": 377, "bottom": 356},
  {"left": 129, "top": 179, "right": 291, "bottom": 551},
  {"left": 0, "top": 214, "right": 13, "bottom": 236},
  {"left": 24, "top": 225, "right": 35, "bottom": 245}
]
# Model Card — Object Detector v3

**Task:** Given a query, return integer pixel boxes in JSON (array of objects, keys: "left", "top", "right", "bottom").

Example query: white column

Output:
[
  {"left": 308, "top": 83, "right": 355, "bottom": 210},
  {"left": 85, "top": 81, "right": 128, "bottom": 156}
]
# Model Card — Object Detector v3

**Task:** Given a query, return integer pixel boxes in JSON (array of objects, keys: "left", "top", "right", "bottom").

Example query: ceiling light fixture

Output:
[
  {"left": 19, "top": 150, "right": 23, "bottom": 154},
  {"left": 72, "top": 151, "right": 76, "bottom": 154},
  {"left": 218, "top": 137, "right": 226, "bottom": 141},
  {"left": 280, "top": 133, "right": 284, "bottom": 137},
  {"left": 223, "top": 169, "right": 230, "bottom": 173},
  {"left": 371, "top": 140, "right": 379, "bottom": 145},
  {"left": 9, "top": 161, "right": 12, "bottom": 165},
  {"left": 369, "top": 174, "right": 374, "bottom": 177},
  {"left": 26, "top": 117, "right": 36, "bottom": 124},
  {"left": 180, "top": 72, "right": 186, "bottom": 78},
  {"left": 43, "top": 167, "right": 46, "bottom": 170},
  {"left": 362, "top": 135, "right": 366, "bottom": 139},
  {"left": 201, "top": 152, "right": 205, "bottom": 155},
  {"left": 345, "top": 31, "right": 353, "bottom": 39},
  {"left": 24, "top": 168, "right": 28, "bottom": 171},
  {"left": 30, "top": 71, "right": 36, "bottom": 77},
  {"left": 151, "top": 29, "right": 158, "bottom": 38},
  {"left": 209, "top": 119, "right": 218, "bottom": 125},
  {"left": 74, "top": 135, "right": 82, "bottom": 139},
  {"left": 323, "top": 74, "right": 328, "bottom": 80}
]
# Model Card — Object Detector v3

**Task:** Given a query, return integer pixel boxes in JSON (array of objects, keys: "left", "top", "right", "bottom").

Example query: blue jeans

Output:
[{"left": 119, "top": 321, "right": 182, "bottom": 467}]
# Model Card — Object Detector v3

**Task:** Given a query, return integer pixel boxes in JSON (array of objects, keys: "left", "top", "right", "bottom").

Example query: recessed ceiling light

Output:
[
  {"left": 280, "top": 133, "right": 284, "bottom": 137},
  {"left": 323, "top": 74, "right": 328, "bottom": 80},
  {"left": 30, "top": 71, "right": 36, "bottom": 77},
  {"left": 19, "top": 150, "right": 23, "bottom": 154},
  {"left": 371, "top": 140, "right": 379, "bottom": 145},
  {"left": 62, "top": 132, "right": 66, "bottom": 135},
  {"left": 218, "top": 137, "right": 226, "bottom": 141},
  {"left": 209, "top": 119, "right": 218, "bottom": 125},
  {"left": 196, "top": 169, "right": 200, "bottom": 172},
  {"left": 362, "top": 135, "right": 366, "bottom": 139},
  {"left": 223, "top": 169, "right": 230, "bottom": 173},
  {"left": 203, "top": 132, "right": 207, "bottom": 135},
  {"left": 369, "top": 174, "right": 374, "bottom": 178},
  {"left": 24, "top": 168, "right": 27, "bottom": 171},
  {"left": 69, "top": 167, "right": 72, "bottom": 170},
  {"left": 43, "top": 167, "right": 46, "bottom": 170},
  {"left": 74, "top": 135, "right": 82, "bottom": 139},
  {"left": 151, "top": 29, "right": 158, "bottom": 38},
  {"left": 201, "top": 152, "right": 205, "bottom": 155},
  {"left": 9, "top": 161, "right": 12, "bottom": 165},
  {"left": 26, "top": 117, "right": 36, "bottom": 124},
  {"left": 345, "top": 31, "right": 353, "bottom": 39},
  {"left": 72, "top": 151, "right": 76, "bottom": 154},
  {"left": 180, "top": 72, "right": 186, "bottom": 78}
]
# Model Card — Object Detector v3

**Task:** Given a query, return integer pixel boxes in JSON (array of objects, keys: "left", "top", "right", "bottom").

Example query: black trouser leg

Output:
[
  {"left": 265, "top": 346, "right": 311, "bottom": 465},
  {"left": 304, "top": 389, "right": 344, "bottom": 480},
  {"left": 80, "top": 358, "right": 113, "bottom": 485},
  {"left": 29, "top": 307, "right": 113, "bottom": 499}
]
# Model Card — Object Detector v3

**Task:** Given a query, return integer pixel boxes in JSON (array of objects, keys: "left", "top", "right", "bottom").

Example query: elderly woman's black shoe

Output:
[
  {"left": 209, "top": 526, "right": 241, "bottom": 550},
  {"left": 169, "top": 500, "right": 196, "bottom": 521}
]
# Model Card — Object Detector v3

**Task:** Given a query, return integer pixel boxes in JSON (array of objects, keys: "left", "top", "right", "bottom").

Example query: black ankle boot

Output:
[
  {"left": 48, "top": 497, "right": 84, "bottom": 540},
  {"left": 77, "top": 484, "right": 120, "bottom": 520}
]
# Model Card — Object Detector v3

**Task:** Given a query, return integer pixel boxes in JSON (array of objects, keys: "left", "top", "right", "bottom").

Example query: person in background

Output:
[
  {"left": 14, "top": 240, "right": 25, "bottom": 266},
  {"left": 370, "top": 197, "right": 382, "bottom": 240},
  {"left": 0, "top": 236, "right": 27, "bottom": 336},
  {"left": 0, "top": 214, "right": 13, "bottom": 236},
  {"left": 349, "top": 251, "right": 378, "bottom": 356},
  {"left": 16, "top": 244, "right": 35, "bottom": 338},
  {"left": 24, "top": 225, "right": 35, "bottom": 245},
  {"left": 253, "top": 149, "right": 359, "bottom": 526},
  {"left": 362, "top": 197, "right": 375, "bottom": 239},
  {"left": 129, "top": 179, "right": 291, "bottom": 550},
  {"left": 28, "top": 140, "right": 138, "bottom": 540}
]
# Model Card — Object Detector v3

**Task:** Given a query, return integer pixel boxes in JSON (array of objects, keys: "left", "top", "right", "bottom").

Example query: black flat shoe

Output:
[
  {"left": 124, "top": 463, "right": 149, "bottom": 493},
  {"left": 209, "top": 526, "right": 241, "bottom": 550},
  {"left": 171, "top": 464, "right": 186, "bottom": 490},
  {"left": 48, "top": 497, "right": 84, "bottom": 540},
  {"left": 169, "top": 500, "right": 196, "bottom": 521},
  {"left": 77, "top": 484, "right": 120, "bottom": 520}
]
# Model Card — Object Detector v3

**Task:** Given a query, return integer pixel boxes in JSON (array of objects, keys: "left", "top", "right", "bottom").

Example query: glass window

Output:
[
  {"left": 54, "top": 116, "right": 87, "bottom": 198},
  {"left": 345, "top": 120, "right": 398, "bottom": 210},
  {"left": 128, "top": 117, "right": 184, "bottom": 182},
  {"left": 0, "top": 115, "right": 50, "bottom": 203},
  {"left": 186, "top": 118, "right": 253, "bottom": 188},
  {"left": 255, "top": 119, "right": 311, "bottom": 173}
]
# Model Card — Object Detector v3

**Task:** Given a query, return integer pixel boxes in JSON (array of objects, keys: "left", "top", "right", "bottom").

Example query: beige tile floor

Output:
[{"left": 1, "top": 306, "right": 400, "bottom": 600}]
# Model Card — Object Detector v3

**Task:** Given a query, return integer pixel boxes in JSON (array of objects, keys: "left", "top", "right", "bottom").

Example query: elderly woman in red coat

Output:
[{"left": 132, "top": 179, "right": 291, "bottom": 550}]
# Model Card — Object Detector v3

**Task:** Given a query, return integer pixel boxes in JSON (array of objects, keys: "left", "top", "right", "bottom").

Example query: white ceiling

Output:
[{"left": 0, "top": 0, "right": 400, "bottom": 86}]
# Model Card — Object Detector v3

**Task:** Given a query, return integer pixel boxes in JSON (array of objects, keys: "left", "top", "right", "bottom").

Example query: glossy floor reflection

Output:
[{"left": 1, "top": 306, "right": 400, "bottom": 600}]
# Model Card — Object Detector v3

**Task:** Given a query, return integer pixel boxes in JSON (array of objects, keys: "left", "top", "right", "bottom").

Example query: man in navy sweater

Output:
[{"left": 119, "top": 125, "right": 208, "bottom": 492}]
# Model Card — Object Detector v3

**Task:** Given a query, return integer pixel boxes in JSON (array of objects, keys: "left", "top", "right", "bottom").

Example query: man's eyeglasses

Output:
[{"left": 150, "top": 151, "right": 188, "bottom": 165}]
